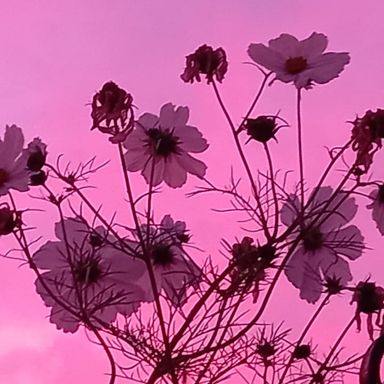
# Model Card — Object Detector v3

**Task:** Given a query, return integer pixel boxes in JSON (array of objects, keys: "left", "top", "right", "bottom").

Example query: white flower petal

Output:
[
  {"left": 280, "top": 194, "right": 300, "bottom": 226},
  {"left": 137, "top": 113, "right": 159, "bottom": 130},
  {"left": 176, "top": 125, "right": 209, "bottom": 153},
  {"left": 163, "top": 157, "right": 188, "bottom": 188},
  {"left": 268, "top": 33, "right": 300, "bottom": 57},
  {"left": 369, "top": 191, "right": 384, "bottom": 235},
  {"left": 325, "top": 225, "right": 364, "bottom": 260},
  {"left": 33, "top": 241, "right": 68, "bottom": 269},
  {"left": 285, "top": 247, "right": 324, "bottom": 303},
  {"left": 320, "top": 255, "right": 352, "bottom": 284},
  {"left": 306, "top": 52, "right": 350, "bottom": 84},
  {"left": 297, "top": 32, "right": 328, "bottom": 58},
  {"left": 176, "top": 152, "right": 207, "bottom": 179},
  {"left": 174, "top": 106, "right": 189, "bottom": 127},
  {"left": 247, "top": 43, "right": 285, "bottom": 72},
  {"left": 2, "top": 125, "right": 24, "bottom": 162},
  {"left": 159, "top": 103, "right": 176, "bottom": 128}
]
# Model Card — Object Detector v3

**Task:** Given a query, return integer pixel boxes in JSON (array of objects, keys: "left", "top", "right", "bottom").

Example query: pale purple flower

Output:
[
  {"left": 0, "top": 125, "right": 30, "bottom": 196},
  {"left": 281, "top": 186, "right": 364, "bottom": 303},
  {"left": 133, "top": 215, "right": 201, "bottom": 307},
  {"left": 248, "top": 32, "right": 350, "bottom": 89},
  {"left": 33, "top": 217, "right": 147, "bottom": 333},
  {"left": 123, "top": 103, "right": 208, "bottom": 188},
  {"left": 367, "top": 185, "right": 384, "bottom": 235}
]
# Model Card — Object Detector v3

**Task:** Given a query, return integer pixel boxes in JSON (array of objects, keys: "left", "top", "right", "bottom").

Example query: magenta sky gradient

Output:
[{"left": 0, "top": 1, "right": 384, "bottom": 383}]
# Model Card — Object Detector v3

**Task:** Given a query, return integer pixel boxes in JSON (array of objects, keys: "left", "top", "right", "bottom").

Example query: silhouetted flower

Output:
[
  {"left": 91, "top": 81, "right": 134, "bottom": 143},
  {"left": 0, "top": 125, "right": 30, "bottom": 196},
  {"left": 245, "top": 116, "right": 280, "bottom": 143},
  {"left": 281, "top": 186, "right": 364, "bottom": 303},
  {"left": 133, "top": 215, "right": 201, "bottom": 307},
  {"left": 351, "top": 281, "right": 384, "bottom": 339},
  {"left": 293, "top": 344, "right": 311, "bottom": 359},
  {"left": 33, "top": 217, "right": 146, "bottom": 333},
  {"left": 0, "top": 204, "right": 19, "bottom": 235},
  {"left": 351, "top": 109, "right": 384, "bottom": 173},
  {"left": 248, "top": 32, "right": 350, "bottom": 89},
  {"left": 181, "top": 44, "right": 228, "bottom": 84},
  {"left": 123, "top": 103, "right": 208, "bottom": 188}
]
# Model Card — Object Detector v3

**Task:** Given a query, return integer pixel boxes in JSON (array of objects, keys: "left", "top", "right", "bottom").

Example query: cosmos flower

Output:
[
  {"left": 25, "top": 137, "right": 48, "bottom": 186},
  {"left": 133, "top": 215, "right": 201, "bottom": 307},
  {"left": 350, "top": 281, "right": 384, "bottom": 340},
  {"left": 123, "top": 103, "right": 208, "bottom": 188},
  {"left": 181, "top": 44, "right": 228, "bottom": 84},
  {"left": 33, "top": 217, "right": 147, "bottom": 333},
  {"left": 0, "top": 203, "right": 19, "bottom": 235},
  {"left": 247, "top": 32, "right": 350, "bottom": 89},
  {"left": 280, "top": 186, "right": 364, "bottom": 303},
  {"left": 367, "top": 184, "right": 384, "bottom": 235},
  {"left": 91, "top": 81, "right": 134, "bottom": 143},
  {"left": 351, "top": 109, "right": 384, "bottom": 173},
  {"left": 0, "top": 125, "right": 30, "bottom": 196}
]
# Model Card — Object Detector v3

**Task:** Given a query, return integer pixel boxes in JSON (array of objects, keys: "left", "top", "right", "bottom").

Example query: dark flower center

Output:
[
  {"left": 151, "top": 244, "right": 174, "bottom": 266},
  {"left": 0, "top": 169, "right": 9, "bottom": 187},
  {"left": 147, "top": 128, "right": 179, "bottom": 157},
  {"left": 285, "top": 57, "right": 308, "bottom": 74},
  {"left": 302, "top": 227, "right": 324, "bottom": 251},
  {"left": 74, "top": 258, "right": 102, "bottom": 284}
]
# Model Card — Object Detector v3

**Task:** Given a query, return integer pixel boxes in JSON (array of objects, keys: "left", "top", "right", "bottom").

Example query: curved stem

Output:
[{"left": 211, "top": 80, "right": 271, "bottom": 241}]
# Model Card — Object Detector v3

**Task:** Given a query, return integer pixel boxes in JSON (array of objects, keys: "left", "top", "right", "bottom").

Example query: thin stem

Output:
[
  {"left": 296, "top": 88, "right": 305, "bottom": 215},
  {"left": 237, "top": 72, "right": 272, "bottom": 134},
  {"left": 264, "top": 143, "right": 279, "bottom": 238},
  {"left": 211, "top": 80, "right": 271, "bottom": 241}
]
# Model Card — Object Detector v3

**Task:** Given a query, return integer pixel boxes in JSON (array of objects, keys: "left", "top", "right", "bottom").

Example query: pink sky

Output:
[{"left": 0, "top": 1, "right": 384, "bottom": 383}]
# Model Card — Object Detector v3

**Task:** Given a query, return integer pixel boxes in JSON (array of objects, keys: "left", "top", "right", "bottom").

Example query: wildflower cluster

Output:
[{"left": 1, "top": 31, "right": 384, "bottom": 384}]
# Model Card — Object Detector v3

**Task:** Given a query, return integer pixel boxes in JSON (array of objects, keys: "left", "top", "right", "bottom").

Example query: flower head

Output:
[
  {"left": 133, "top": 215, "right": 201, "bottom": 307},
  {"left": 25, "top": 137, "right": 48, "bottom": 186},
  {"left": 123, "top": 103, "right": 208, "bottom": 188},
  {"left": 281, "top": 186, "right": 364, "bottom": 303},
  {"left": 228, "top": 237, "right": 277, "bottom": 302},
  {"left": 248, "top": 32, "right": 350, "bottom": 89},
  {"left": 0, "top": 204, "right": 19, "bottom": 235},
  {"left": 33, "top": 217, "right": 147, "bottom": 333},
  {"left": 350, "top": 281, "right": 384, "bottom": 339},
  {"left": 351, "top": 109, "right": 384, "bottom": 173},
  {"left": 244, "top": 116, "right": 282, "bottom": 143},
  {"left": 0, "top": 125, "right": 30, "bottom": 196},
  {"left": 181, "top": 44, "right": 228, "bottom": 84},
  {"left": 91, "top": 81, "right": 134, "bottom": 143}
]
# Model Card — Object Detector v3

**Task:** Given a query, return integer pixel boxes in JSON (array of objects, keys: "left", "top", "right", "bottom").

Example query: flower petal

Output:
[
  {"left": 175, "top": 152, "right": 207, "bottom": 179},
  {"left": 176, "top": 125, "right": 209, "bottom": 153},
  {"left": 247, "top": 43, "right": 285, "bottom": 72},
  {"left": 306, "top": 52, "right": 350, "bottom": 84},
  {"left": 268, "top": 33, "right": 300, "bottom": 57},
  {"left": 297, "top": 32, "right": 328, "bottom": 58},
  {"left": 159, "top": 103, "right": 176, "bottom": 128}
]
